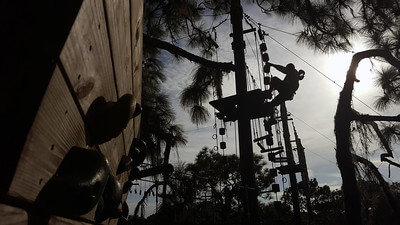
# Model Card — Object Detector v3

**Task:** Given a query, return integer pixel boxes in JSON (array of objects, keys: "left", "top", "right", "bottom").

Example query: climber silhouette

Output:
[{"left": 266, "top": 62, "right": 305, "bottom": 107}]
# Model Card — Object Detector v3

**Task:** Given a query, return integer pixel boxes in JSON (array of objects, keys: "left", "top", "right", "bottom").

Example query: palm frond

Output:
[
  {"left": 169, "top": 124, "right": 188, "bottom": 147},
  {"left": 180, "top": 84, "right": 211, "bottom": 108},
  {"left": 190, "top": 105, "right": 210, "bottom": 126},
  {"left": 374, "top": 94, "right": 392, "bottom": 111},
  {"left": 381, "top": 124, "right": 400, "bottom": 146},
  {"left": 373, "top": 66, "right": 400, "bottom": 110},
  {"left": 134, "top": 183, "right": 161, "bottom": 217}
]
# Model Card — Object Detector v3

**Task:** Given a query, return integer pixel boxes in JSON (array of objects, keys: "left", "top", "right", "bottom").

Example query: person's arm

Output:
[{"left": 268, "top": 62, "right": 287, "bottom": 74}]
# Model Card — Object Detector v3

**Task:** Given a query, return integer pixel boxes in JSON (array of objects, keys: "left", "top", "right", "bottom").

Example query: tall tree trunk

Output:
[
  {"left": 335, "top": 49, "right": 400, "bottom": 225},
  {"left": 335, "top": 68, "right": 362, "bottom": 225},
  {"left": 162, "top": 134, "right": 173, "bottom": 200}
]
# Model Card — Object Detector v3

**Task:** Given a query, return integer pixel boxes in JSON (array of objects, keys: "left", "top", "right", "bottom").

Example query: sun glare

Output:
[{"left": 324, "top": 44, "right": 375, "bottom": 95}]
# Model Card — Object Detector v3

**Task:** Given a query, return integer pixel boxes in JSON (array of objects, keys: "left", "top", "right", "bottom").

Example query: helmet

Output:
[{"left": 286, "top": 63, "right": 295, "bottom": 70}]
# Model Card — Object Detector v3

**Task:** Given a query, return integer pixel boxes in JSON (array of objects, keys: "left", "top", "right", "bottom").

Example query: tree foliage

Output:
[
  {"left": 282, "top": 178, "right": 345, "bottom": 224},
  {"left": 137, "top": 147, "right": 272, "bottom": 224},
  {"left": 141, "top": 56, "right": 187, "bottom": 164}
]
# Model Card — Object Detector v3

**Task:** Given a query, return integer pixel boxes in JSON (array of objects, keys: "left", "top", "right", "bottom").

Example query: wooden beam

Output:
[{"left": 104, "top": 0, "right": 135, "bottom": 155}]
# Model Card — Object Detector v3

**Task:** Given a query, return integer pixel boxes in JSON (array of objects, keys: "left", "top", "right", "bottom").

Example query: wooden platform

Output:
[
  {"left": 1, "top": 0, "right": 143, "bottom": 224},
  {"left": 209, "top": 89, "right": 274, "bottom": 121}
]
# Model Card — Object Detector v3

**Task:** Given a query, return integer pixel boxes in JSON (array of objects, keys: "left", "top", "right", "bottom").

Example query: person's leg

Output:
[
  {"left": 270, "top": 94, "right": 284, "bottom": 107},
  {"left": 266, "top": 77, "right": 284, "bottom": 100},
  {"left": 271, "top": 77, "right": 285, "bottom": 92}
]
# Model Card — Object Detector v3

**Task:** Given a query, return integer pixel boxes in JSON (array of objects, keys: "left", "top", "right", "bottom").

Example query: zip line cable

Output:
[
  {"left": 244, "top": 34, "right": 262, "bottom": 88},
  {"left": 248, "top": 18, "right": 397, "bottom": 170},
  {"left": 240, "top": 22, "right": 352, "bottom": 168},
  {"left": 267, "top": 35, "right": 343, "bottom": 89},
  {"left": 304, "top": 148, "right": 337, "bottom": 166},
  {"left": 266, "top": 34, "right": 382, "bottom": 116},
  {"left": 243, "top": 13, "right": 383, "bottom": 116},
  {"left": 290, "top": 112, "right": 337, "bottom": 145},
  {"left": 240, "top": 18, "right": 385, "bottom": 161},
  {"left": 259, "top": 23, "right": 298, "bottom": 37},
  {"left": 243, "top": 27, "right": 338, "bottom": 154},
  {"left": 244, "top": 13, "right": 299, "bottom": 37}
]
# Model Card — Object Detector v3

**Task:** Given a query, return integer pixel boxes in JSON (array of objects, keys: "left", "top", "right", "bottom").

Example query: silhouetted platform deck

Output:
[
  {"left": 209, "top": 89, "right": 274, "bottom": 121},
  {"left": 277, "top": 164, "right": 306, "bottom": 175}
]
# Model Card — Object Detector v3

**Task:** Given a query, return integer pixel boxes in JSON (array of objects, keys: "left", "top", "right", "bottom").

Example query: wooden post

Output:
[
  {"left": 280, "top": 102, "right": 301, "bottom": 225},
  {"left": 294, "top": 125, "right": 313, "bottom": 223},
  {"left": 230, "top": 0, "right": 259, "bottom": 224}
]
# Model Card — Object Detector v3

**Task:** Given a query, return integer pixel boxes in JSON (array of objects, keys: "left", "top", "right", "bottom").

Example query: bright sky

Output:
[{"left": 127, "top": 3, "right": 400, "bottom": 216}]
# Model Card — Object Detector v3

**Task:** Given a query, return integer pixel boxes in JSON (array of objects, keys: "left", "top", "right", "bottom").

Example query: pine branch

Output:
[
  {"left": 134, "top": 182, "right": 162, "bottom": 217},
  {"left": 365, "top": 121, "right": 393, "bottom": 157},
  {"left": 143, "top": 34, "right": 235, "bottom": 72},
  {"left": 381, "top": 156, "right": 400, "bottom": 168},
  {"left": 354, "top": 114, "right": 400, "bottom": 122},
  {"left": 353, "top": 154, "right": 400, "bottom": 214}
]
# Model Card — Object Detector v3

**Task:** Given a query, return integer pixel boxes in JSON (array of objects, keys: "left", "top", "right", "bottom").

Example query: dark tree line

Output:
[{"left": 127, "top": 152, "right": 400, "bottom": 225}]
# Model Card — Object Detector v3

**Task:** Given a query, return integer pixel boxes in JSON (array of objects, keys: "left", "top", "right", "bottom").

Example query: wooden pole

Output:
[
  {"left": 230, "top": 0, "right": 259, "bottom": 224},
  {"left": 280, "top": 102, "right": 301, "bottom": 225},
  {"left": 294, "top": 125, "right": 313, "bottom": 223}
]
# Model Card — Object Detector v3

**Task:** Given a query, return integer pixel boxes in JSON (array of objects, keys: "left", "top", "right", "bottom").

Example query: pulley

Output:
[
  {"left": 258, "top": 29, "right": 264, "bottom": 40},
  {"left": 263, "top": 64, "right": 270, "bottom": 73},
  {"left": 220, "top": 141, "right": 226, "bottom": 149},
  {"left": 260, "top": 43, "right": 267, "bottom": 52},
  {"left": 219, "top": 128, "right": 226, "bottom": 135},
  {"left": 262, "top": 53, "right": 269, "bottom": 62}
]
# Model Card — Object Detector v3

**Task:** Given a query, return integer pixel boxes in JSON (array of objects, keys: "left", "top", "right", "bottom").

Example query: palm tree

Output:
[
  {"left": 161, "top": 124, "right": 187, "bottom": 199},
  {"left": 141, "top": 54, "right": 187, "bottom": 164},
  {"left": 134, "top": 47, "right": 188, "bottom": 217},
  {"left": 141, "top": 57, "right": 171, "bottom": 163},
  {"left": 180, "top": 65, "right": 225, "bottom": 125}
]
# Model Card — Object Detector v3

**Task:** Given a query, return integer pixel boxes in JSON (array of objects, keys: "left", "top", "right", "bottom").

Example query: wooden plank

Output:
[
  {"left": 132, "top": 0, "right": 144, "bottom": 141},
  {"left": 8, "top": 66, "right": 86, "bottom": 203},
  {"left": 107, "top": 218, "right": 119, "bottom": 225},
  {"left": 104, "top": 0, "right": 133, "bottom": 98},
  {"left": 104, "top": 0, "right": 133, "bottom": 165},
  {"left": 59, "top": 0, "right": 126, "bottom": 176},
  {"left": 60, "top": 0, "right": 117, "bottom": 113},
  {"left": 124, "top": 119, "right": 135, "bottom": 154},
  {"left": 48, "top": 216, "right": 91, "bottom": 225},
  {"left": 0, "top": 204, "right": 28, "bottom": 225},
  {"left": 99, "top": 136, "right": 125, "bottom": 176}
]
